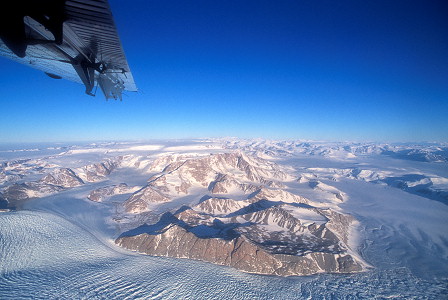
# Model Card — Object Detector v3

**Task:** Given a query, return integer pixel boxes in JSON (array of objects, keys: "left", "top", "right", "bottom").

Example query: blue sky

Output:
[{"left": 1, "top": 0, "right": 447, "bottom": 143}]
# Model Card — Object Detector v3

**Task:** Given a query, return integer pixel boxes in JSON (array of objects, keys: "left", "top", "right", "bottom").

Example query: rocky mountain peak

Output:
[{"left": 39, "top": 168, "right": 84, "bottom": 188}]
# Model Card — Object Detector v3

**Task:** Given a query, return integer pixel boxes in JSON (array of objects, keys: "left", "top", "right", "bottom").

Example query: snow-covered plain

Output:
[{"left": 0, "top": 139, "right": 447, "bottom": 299}]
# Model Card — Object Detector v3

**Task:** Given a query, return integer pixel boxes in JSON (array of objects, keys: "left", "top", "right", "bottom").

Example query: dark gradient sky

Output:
[{"left": 1, "top": 0, "right": 447, "bottom": 142}]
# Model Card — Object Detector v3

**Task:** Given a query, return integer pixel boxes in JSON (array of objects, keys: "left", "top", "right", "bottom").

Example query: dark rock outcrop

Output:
[
  {"left": 88, "top": 183, "right": 133, "bottom": 202},
  {"left": 116, "top": 212, "right": 364, "bottom": 276},
  {"left": 39, "top": 168, "right": 84, "bottom": 188},
  {"left": 123, "top": 185, "right": 170, "bottom": 213}
]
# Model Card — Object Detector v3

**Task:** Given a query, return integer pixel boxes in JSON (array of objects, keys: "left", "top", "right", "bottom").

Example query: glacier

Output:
[{"left": 0, "top": 139, "right": 447, "bottom": 299}]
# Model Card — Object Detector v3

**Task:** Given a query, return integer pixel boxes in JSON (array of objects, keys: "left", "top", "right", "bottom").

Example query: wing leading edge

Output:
[{"left": 0, "top": 0, "right": 137, "bottom": 100}]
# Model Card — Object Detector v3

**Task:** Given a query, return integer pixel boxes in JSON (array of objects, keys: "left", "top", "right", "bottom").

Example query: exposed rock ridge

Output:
[
  {"left": 123, "top": 186, "right": 170, "bottom": 213},
  {"left": 116, "top": 183, "right": 365, "bottom": 276},
  {"left": 116, "top": 208, "right": 363, "bottom": 276},
  {"left": 40, "top": 168, "right": 84, "bottom": 188},
  {"left": 76, "top": 158, "right": 121, "bottom": 182},
  {"left": 88, "top": 183, "right": 139, "bottom": 202}
]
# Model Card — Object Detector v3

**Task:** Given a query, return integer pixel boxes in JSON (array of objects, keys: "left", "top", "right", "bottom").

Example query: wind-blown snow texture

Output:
[{"left": 0, "top": 139, "right": 447, "bottom": 298}]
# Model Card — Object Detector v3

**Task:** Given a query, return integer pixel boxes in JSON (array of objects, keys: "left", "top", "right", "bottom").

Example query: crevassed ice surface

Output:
[
  {"left": 1, "top": 210, "right": 445, "bottom": 299},
  {"left": 1, "top": 140, "right": 447, "bottom": 299}
]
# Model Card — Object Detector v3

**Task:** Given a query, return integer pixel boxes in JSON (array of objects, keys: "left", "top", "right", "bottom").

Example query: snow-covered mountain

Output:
[
  {"left": 222, "top": 139, "right": 448, "bottom": 162},
  {"left": 0, "top": 158, "right": 122, "bottom": 208},
  {"left": 88, "top": 183, "right": 140, "bottom": 202},
  {"left": 115, "top": 151, "right": 367, "bottom": 276},
  {"left": 121, "top": 152, "right": 292, "bottom": 214}
]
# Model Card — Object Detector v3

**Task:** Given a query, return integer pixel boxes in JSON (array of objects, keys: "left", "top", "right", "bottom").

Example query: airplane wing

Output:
[{"left": 0, "top": 0, "right": 137, "bottom": 100}]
